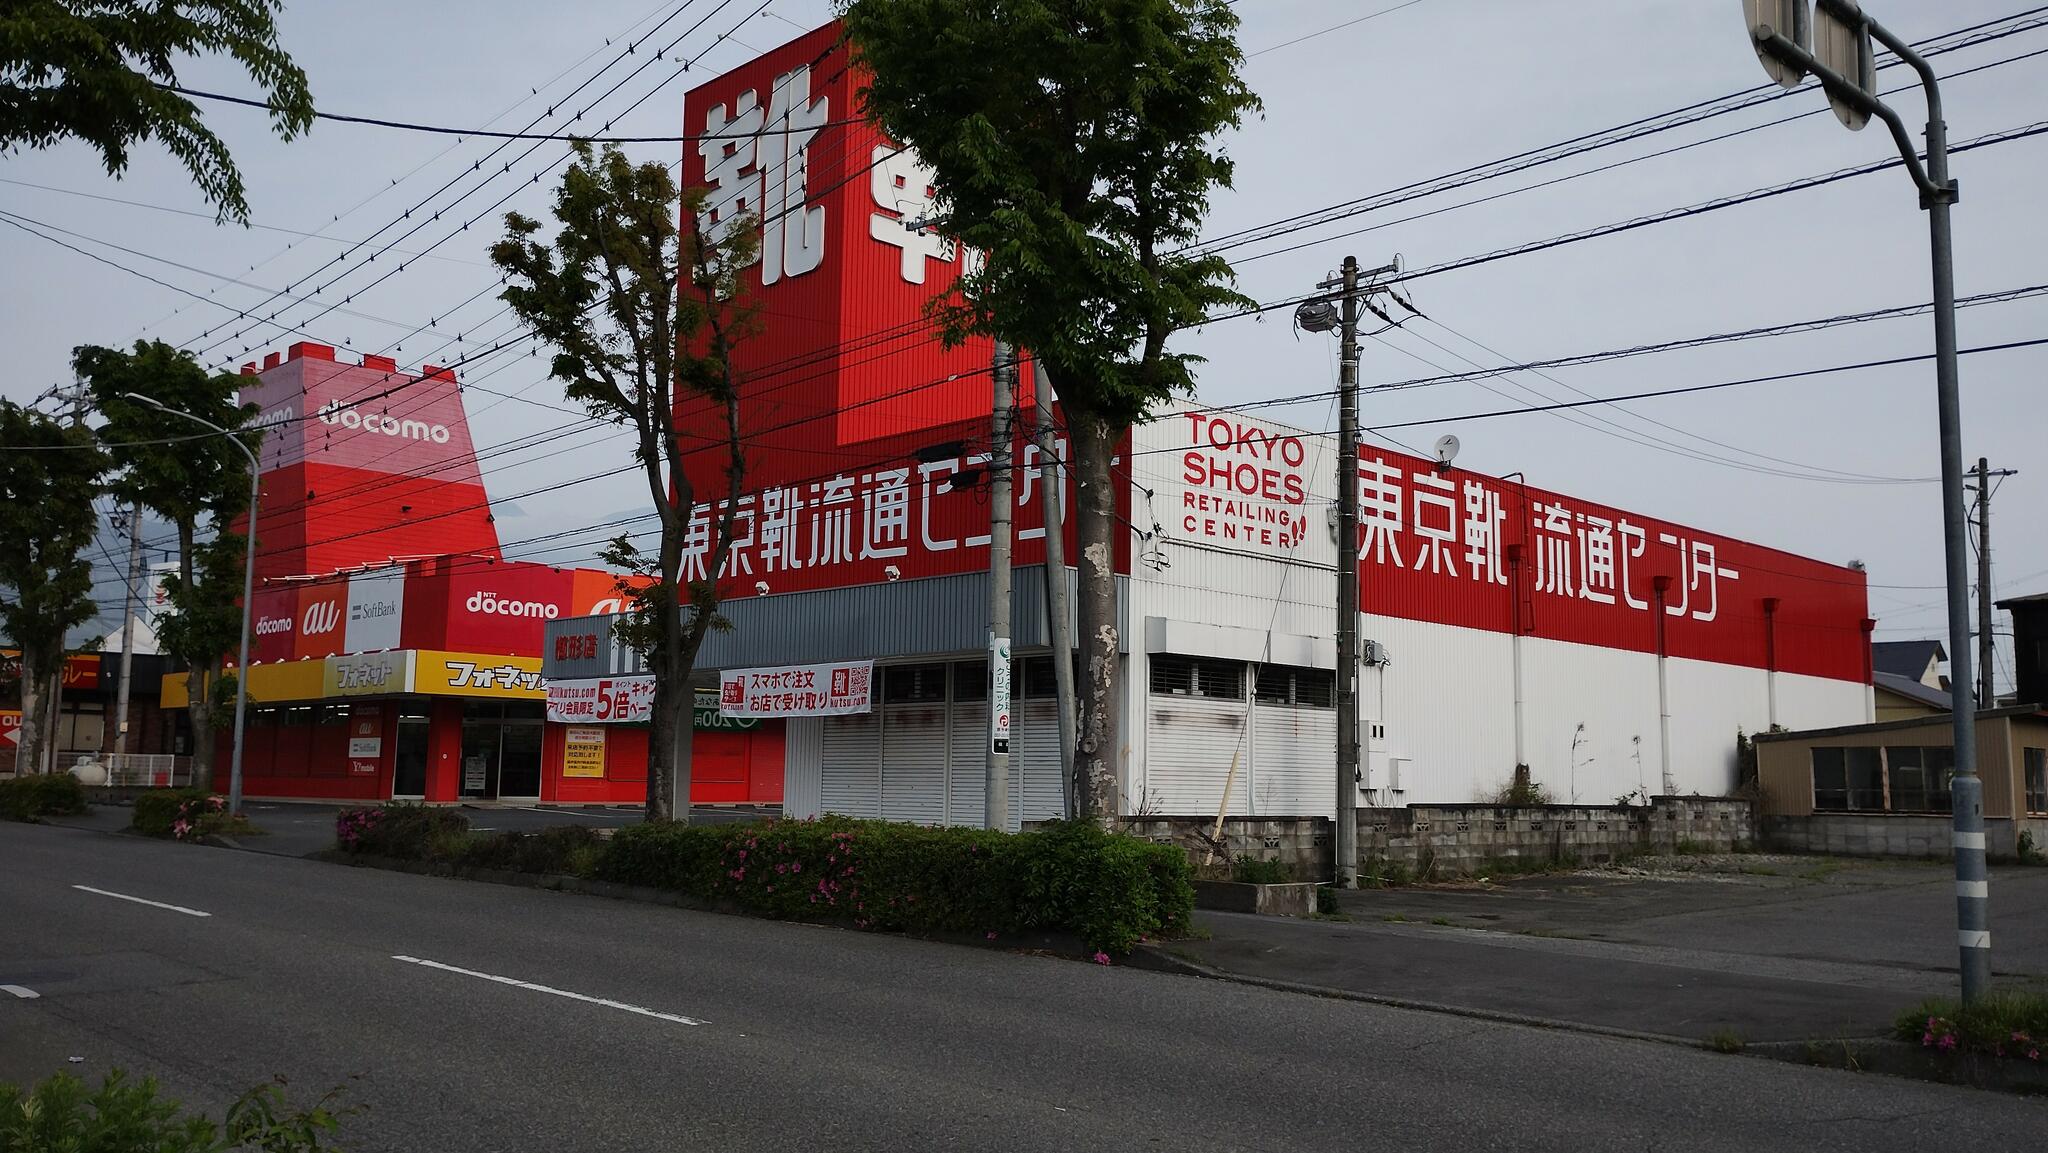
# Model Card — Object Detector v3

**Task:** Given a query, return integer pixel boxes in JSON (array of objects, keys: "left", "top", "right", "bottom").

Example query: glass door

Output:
[
  {"left": 393, "top": 716, "right": 430, "bottom": 798},
  {"left": 498, "top": 723, "right": 543, "bottom": 800},
  {"left": 460, "top": 721, "right": 501, "bottom": 799}
]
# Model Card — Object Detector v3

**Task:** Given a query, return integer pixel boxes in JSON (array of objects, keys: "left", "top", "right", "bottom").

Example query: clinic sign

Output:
[{"left": 719, "top": 660, "right": 873, "bottom": 718}]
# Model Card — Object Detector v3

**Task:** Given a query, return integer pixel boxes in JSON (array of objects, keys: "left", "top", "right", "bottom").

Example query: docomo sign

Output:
[
  {"left": 720, "top": 660, "right": 873, "bottom": 718},
  {"left": 546, "top": 676, "right": 656, "bottom": 724},
  {"left": 316, "top": 399, "right": 450, "bottom": 444},
  {"left": 466, "top": 589, "right": 560, "bottom": 620}
]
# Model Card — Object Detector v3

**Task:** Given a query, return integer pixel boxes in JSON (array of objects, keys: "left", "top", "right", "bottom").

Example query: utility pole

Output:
[
  {"left": 1297, "top": 256, "right": 1406, "bottom": 887},
  {"left": 986, "top": 341, "right": 1015, "bottom": 832},
  {"left": 114, "top": 500, "right": 144, "bottom": 761},
  {"left": 1034, "top": 363, "right": 1078, "bottom": 818},
  {"left": 1745, "top": 0, "right": 1989, "bottom": 1001},
  {"left": 43, "top": 380, "right": 90, "bottom": 774},
  {"left": 1969, "top": 458, "right": 2016, "bottom": 707},
  {"left": 1332, "top": 257, "right": 1362, "bottom": 889}
]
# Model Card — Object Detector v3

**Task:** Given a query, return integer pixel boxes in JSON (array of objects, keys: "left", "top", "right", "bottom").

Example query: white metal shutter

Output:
[
  {"left": 1015, "top": 699, "right": 1064, "bottom": 824},
  {"left": 1144, "top": 697, "right": 1249, "bottom": 817},
  {"left": 948, "top": 700, "right": 987, "bottom": 827},
  {"left": 1250, "top": 702, "right": 1338, "bottom": 817},
  {"left": 820, "top": 712, "right": 881, "bottom": 819},
  {"left": 880, "top": 702, "right": 947, "bottom": 826}
]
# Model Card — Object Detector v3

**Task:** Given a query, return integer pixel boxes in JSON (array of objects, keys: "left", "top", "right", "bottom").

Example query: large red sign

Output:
[
  {"left": 1137, "top": 404, "right": 1871, "bottom": 683},
  {"left": 679, "top": 26, "right": 1130, "bottom": 596}
]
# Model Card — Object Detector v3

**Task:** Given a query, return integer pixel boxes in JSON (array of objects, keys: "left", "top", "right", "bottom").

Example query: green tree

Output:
[
  {"left": 838, "top": 0, "right": 1260, "bottom": 821},
  {"left": 492, "top": 142, "right": 756, "bottom": 822},
  {"left": 0, "top": 400, "right": 106, "bottom": 777},
  {"left": 0, "top": 0, "right": 314, "bottom": 223},
  {"left": 76, "top": 340, "right": 255, "bottom": 790}
]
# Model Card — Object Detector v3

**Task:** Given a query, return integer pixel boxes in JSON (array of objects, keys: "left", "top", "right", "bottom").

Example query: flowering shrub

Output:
[
  {"left": 132, "top": 788, "right": 249, "bottom": 842},
  {"left": 331, "top": 803, "right": 469, "bottom": 859},
  {"left": 1898, "top": 992, "right": 2048, "bottom": 1062},
  {"left": 595, "top": 817, "right": 1193, "bottom": 955}
]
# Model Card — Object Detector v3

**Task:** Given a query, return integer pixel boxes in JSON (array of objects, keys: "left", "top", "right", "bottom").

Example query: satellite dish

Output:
[
  {"left": 1742, "top": 0, "right": 1811, "bottom": 89},
  {"left": 1432, "top": 434, "right": 1461, "bottom": 468}
]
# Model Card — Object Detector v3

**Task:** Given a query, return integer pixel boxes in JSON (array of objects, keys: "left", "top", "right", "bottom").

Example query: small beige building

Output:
[{"left": 1756, "top": 707, "right": 2048, "bottom": 857}]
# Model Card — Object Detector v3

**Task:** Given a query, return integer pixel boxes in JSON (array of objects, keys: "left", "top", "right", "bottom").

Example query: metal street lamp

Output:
[
  {"left": 1741, "top": 0, "right": 1990, "bottom": 1002},
  {"left": 124, "top": 393, "right": 259, "bottom": 817}
]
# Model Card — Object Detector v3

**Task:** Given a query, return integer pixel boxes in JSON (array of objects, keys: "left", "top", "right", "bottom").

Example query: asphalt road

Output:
[{"left": 4, "top": 821, "right": 2042, "bottom": 1152}]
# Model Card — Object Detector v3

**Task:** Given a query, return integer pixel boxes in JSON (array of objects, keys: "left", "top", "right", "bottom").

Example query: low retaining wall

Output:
[
  {"left": 1360, "top": 797, "right": 1754, "bottom": 876},
  {"left": 1759, "top": 813, "right": 2021, "bottom": 859},
  {"left": 1126, "top": 798, "right": 1753, "bottom": 879},
  {"left": 1121, "top": 816, "right": 1334, "bottom": 881}
]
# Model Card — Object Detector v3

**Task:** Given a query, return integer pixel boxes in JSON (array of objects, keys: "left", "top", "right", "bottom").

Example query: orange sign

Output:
[{"left": 1, "top": 710, "right": 20, "bottom": 748}]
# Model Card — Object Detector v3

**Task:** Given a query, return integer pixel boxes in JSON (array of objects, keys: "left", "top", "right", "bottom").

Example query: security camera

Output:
[
  {"left": 883, "top": 565, "right": 902, "bottom": 582},
  {"left": 754, "top": 581, "right": 771, "bottom": 596}
]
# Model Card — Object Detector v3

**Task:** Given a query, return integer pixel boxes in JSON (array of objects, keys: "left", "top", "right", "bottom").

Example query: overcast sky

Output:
[{"left": 3, "top": 0, "right": 2042, "bottom": 689}]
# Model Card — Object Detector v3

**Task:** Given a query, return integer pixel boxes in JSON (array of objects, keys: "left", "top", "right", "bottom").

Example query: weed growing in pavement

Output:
[
  {"left": 2018, "top": 831, "right": 2045, "bottom": 866},
  {"left": 1381, "top": 913, "right": 1408, "bottom": 923},
  {"left": 1430, "top": 916, "right": 1452, "bottom": 926},
  {"left": 1359, "top": 855, "right": 1411, "bottom": 888},
  {"left": 1231, "top": 856, "right": 1291, "bottom": 885},
  {"left": 1705, "top": 1029, "right": 1746, "bottom": 1054},
  {"left": 1673, "top": 838, "right": 1711, "bottom": 855}
]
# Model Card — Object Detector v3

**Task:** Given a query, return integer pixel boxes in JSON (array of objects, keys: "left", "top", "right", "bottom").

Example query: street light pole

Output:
[
  {"left": 126, "top": 393, "right": 259, "bottom": 817},
  {"left": 1747, "top": 0, "right": 1988, "bottom": 1001}
]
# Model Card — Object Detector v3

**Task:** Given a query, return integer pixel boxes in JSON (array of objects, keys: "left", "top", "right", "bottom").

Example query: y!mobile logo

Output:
[
  {"left": 316, "top": 399, "right": 451, "bottom": 444},
  {"left": 303, "top": 601, "right": 342, "bottom": 635},
  {"left": 465, "top": 591, "right": 560, "bottom": 620}
]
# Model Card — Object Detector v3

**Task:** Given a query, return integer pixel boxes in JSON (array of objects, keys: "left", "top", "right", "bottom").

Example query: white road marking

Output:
[
  {"left": 2, "top": 985, "right": 38, "bottom": 999},
  {"left": 390, "top": 956, "right": 703, "bottom": 1026},
  {"left": 72, "top": 885, "right": 211, "bottom": 918}
]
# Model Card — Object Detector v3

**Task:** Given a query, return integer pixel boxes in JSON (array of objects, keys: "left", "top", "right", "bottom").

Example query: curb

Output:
[
  {"left": 1129, "top": 946, "right": 1697, "bottom": 1047},
  {"left": 1742, "top": 1037, "right": 2048, "bottom": 1095}
]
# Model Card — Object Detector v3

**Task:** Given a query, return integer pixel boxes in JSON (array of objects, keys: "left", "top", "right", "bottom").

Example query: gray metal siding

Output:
[{"left": 783, "top": 717, "right": 823, "bottom": 819}]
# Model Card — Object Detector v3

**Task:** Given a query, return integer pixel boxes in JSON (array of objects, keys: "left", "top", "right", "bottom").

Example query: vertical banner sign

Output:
[
  {"left": 990, "top": 636, "right": 1011, "bottom": 754},
  {"left": 562, "top": 727, "right": 607, "bottom": 778}
]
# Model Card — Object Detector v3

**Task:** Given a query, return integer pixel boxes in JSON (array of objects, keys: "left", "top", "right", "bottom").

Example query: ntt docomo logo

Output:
[
  {"left": 466, "top": 591, "right": 560, "bottom": 620},
  {"left": 255, "top": 615, "right": 293, "bottom": 637},
  {"left": 317, "top": 399, "right": 451, "bottom": 444}
]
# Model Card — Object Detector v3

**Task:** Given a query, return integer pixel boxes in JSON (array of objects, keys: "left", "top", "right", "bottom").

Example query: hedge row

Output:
[
  {"left": 333, "top": 806, "right": 1192, "bottom": 955},
  {"left": 0, "top": 773, "right": 87, "bottom": 822}
]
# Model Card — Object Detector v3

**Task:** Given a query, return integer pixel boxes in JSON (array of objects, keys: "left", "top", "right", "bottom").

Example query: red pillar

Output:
[{"left": 424, "top": 698, "right": 465, "bottom": 803}]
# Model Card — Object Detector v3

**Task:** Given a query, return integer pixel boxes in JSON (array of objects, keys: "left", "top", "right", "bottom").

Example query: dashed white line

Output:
[
  {"left": 72, "top": 885, "right": 212, "bottom": 918},
  {"left": 390, "top": 956, "right": 703, "bottom": 1026},
  {"left": 2, "top": 985, "right": 38, "bottom": 999}
]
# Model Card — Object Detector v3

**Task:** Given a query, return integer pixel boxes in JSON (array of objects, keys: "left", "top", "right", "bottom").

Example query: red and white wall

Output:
[{"left": 1125, "top": 402, "right": 1872, "bottom": 814}]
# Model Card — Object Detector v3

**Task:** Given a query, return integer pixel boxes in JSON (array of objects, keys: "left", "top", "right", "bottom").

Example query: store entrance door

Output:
[{"left": 457, "top": 703, "right": 545, "bottom": 801}]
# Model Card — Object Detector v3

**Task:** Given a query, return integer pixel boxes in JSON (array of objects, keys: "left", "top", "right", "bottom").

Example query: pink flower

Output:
[
  {"left": 1093, "top": 952, "right": 1112, "bottom": 966},
  {"left": 792, "top": 862, "right": 802, "bottom": 873},
  {"left": 986, "top": 931, "right": 998, "bottom": 941},
  {"left": 1938, "top": 1035, "right": 1958, "bottom": 1052}
]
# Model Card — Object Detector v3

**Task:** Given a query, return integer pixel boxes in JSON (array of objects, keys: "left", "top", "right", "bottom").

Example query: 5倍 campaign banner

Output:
[{"left": 719, "top": 661, "right": 873, "bottom": 718}]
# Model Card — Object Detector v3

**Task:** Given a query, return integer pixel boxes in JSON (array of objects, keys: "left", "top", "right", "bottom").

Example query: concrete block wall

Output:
[
  {"left": 1358, "top": 797, "right": 1755, "bottom": 876},
  {"left": 1759, "top": 813, "right": 2020, "bottom": 859},
  {"left": 1121, "top": 815, "right": 1334, "bottom": 881}
]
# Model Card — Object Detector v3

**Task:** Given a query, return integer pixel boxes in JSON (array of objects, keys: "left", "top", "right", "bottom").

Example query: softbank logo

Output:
[
  {"left": 255, "top": 615, "right": 293, "bottom": 637},
  {"left": 466, "top": 591, "right": 560, "bottom": 620},
  {"left": 303, "top": 601, "right": 342, "bottom": 635},
  {"left": 317, "top": 399, "right": 451, "bottom": 444}
]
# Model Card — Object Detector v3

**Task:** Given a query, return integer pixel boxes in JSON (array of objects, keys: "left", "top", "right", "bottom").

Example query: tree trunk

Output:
[
  {"left": 16, "top": 651, "right": 49, "bottom": 776},
  {"left": 1070, "top": 411, "right": 1123, "bottom": 825},
  {"left": 646, "top": 674, "right": 679, "bottom": 822},
  {"left": 177, "top": 520, "right": 216, "bottom": 792}
]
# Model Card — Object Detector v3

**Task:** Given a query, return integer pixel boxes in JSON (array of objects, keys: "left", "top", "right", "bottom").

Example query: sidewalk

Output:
[{"left": 1152, "top": 908, "right": 1937, "bottom": 1042}]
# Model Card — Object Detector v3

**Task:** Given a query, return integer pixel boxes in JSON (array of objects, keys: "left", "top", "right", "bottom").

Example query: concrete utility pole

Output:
[
  {"left": 1333, "top": 257, "right": 1363, "bottom": 889},
  {"left": 1034, "top": 363, "right": 1078, "bottom": 818},
  {"left": 1969, "top": 458, "right": 2016, "bottom": 707},
  {"left": 1745, "top": 0, "right": 1989, "bottom": 1001},
  {"left": 1297, "top": 256, "right": 1403, "bottom": 887},
  {"left": 114, "top": 500, "right": 144, "bottom": 759},
  {"left": 44, "top": 380, "right": 90, "bottom": 774},
  {"left": 986, "top": 341, "right": 1015, "bottom": 832}
]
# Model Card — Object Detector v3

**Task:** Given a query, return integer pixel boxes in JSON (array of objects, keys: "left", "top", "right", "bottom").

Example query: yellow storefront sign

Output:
[
  {"left": 160, "top": 660, "right": 325, "bottom": 708},
  {"left": 322, "top": 651, "right": 414, "bottom": 697},
  {"left": 413, "top": 650, "right": 546, "bottom": 701},
  {"left": 562, "top": 726, "right": 606, "bottom": 778}
]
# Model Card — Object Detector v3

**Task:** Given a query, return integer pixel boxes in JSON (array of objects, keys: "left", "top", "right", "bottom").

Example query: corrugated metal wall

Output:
[
  {"left": 783, "top": 718, "right": 823, "bottom": 819},
  {"left": 1143, "top": 695, "right": 1249, "bottom": 816},
  {"left": 821, "top": 713, "right": 881, "bottom": 819},
  {"left": 880, "top": 701, "right": 947, "bottom": 825},
  {"left": 1250, "top": 702, "right": 1339, "bottom": 815}
]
